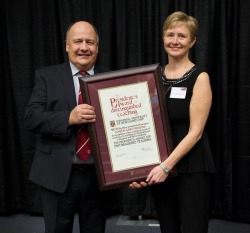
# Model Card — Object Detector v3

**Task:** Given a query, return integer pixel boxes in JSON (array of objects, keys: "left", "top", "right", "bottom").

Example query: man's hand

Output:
[{"left": 69, "top": 104, "right": 96, "bottom": 125}]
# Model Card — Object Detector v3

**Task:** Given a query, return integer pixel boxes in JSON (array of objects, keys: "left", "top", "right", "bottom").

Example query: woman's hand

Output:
[
  {"left": 129, "top": 164, "right": 169, "bottom": 188},
  {"left": 129, "top": 181, "right": 148, "bottom": 189},
  {"left": 146, "top": 165, "right": 169, "bottom": 185}
]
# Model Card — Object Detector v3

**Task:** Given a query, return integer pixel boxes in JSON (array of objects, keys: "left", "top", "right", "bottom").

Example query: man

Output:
[{"left": 25, "top": 21, "right": 107, "bottom": 233}]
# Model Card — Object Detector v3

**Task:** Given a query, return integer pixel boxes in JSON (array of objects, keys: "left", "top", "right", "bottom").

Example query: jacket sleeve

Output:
[{"left": 24, "top": 68, "right": 73, "bottom": 140}]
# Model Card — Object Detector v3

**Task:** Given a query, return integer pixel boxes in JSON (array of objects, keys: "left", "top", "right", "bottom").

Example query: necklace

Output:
[
  {"left": 161, "top": 65, "right": 197, "bottom": 96},
  {"left": 161, "top": 65, "right": 197, "bottom": 86}
]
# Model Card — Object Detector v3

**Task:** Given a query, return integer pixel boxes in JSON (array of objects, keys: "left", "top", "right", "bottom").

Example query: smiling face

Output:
[
  {"left": 66, "top": 21, "right": 99, "bottom": 71},
  {"left": 163, "top": 22, "right": 196, "bottom": 59}
]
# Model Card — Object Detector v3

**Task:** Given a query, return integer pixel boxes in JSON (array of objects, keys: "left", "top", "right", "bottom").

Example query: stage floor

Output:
[{"left": 0, "top": 214, "right": 250, "bottom": 233}]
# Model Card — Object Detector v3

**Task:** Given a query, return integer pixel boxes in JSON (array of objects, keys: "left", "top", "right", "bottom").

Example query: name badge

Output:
[{"left": 170, "top": 87, "right": 187, "bottom": 99}]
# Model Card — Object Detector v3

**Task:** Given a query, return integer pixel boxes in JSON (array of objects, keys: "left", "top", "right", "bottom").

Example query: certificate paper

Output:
[{"left": 98, "top": 82, "right": 160, "bottom": 172}]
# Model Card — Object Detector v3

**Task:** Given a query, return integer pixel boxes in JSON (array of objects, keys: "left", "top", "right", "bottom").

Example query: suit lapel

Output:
[
  {"left": 57, "top": 64, "right": 106, "bottom": 110},
  {"left": 59, "top": 63, "right": 76, "bottom": 110}
]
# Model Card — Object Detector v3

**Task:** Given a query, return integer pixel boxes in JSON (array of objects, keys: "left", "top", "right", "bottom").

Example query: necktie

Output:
[{"left": 76, "top": 71, "right": 92, "bottom": 161}]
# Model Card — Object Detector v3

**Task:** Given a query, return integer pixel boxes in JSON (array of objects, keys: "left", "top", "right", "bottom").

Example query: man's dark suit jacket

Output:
[{"left": 25, "top": 62, "right": 107, "bottom": 193}]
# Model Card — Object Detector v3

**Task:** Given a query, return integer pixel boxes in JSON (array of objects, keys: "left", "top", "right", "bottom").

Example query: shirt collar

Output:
[{"left": 69, "top": 62, "right": 95, "bottom": 76}]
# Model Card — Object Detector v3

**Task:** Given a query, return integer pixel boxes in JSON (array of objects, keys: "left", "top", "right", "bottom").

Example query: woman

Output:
[{"left": 130, "top": 11, "right": 216, "bottom": 233}]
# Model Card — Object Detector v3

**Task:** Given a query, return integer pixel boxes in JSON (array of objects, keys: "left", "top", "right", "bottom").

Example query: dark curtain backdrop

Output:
[{"left": 1, "top": 0, "right": 250, "bottom": 223}]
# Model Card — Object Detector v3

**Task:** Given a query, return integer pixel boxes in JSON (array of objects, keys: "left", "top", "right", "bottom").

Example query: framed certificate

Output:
[{"left": 79, "top": 63, "right": 173, "bottom": 191}]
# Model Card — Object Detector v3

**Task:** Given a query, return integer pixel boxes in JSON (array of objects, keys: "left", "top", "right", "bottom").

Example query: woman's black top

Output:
[{"left": 161, "top": 65, "right": 216, "bottom": 173}]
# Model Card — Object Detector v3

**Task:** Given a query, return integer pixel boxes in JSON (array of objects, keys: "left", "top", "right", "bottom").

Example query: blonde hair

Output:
[{"left": 162, "top": 11, "right": 198, "bottom": 41}]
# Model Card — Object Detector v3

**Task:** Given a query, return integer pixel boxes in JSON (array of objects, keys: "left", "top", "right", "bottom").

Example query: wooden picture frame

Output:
[{"left": 79, "top": 63, "right": 173, "bottom": 190}]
